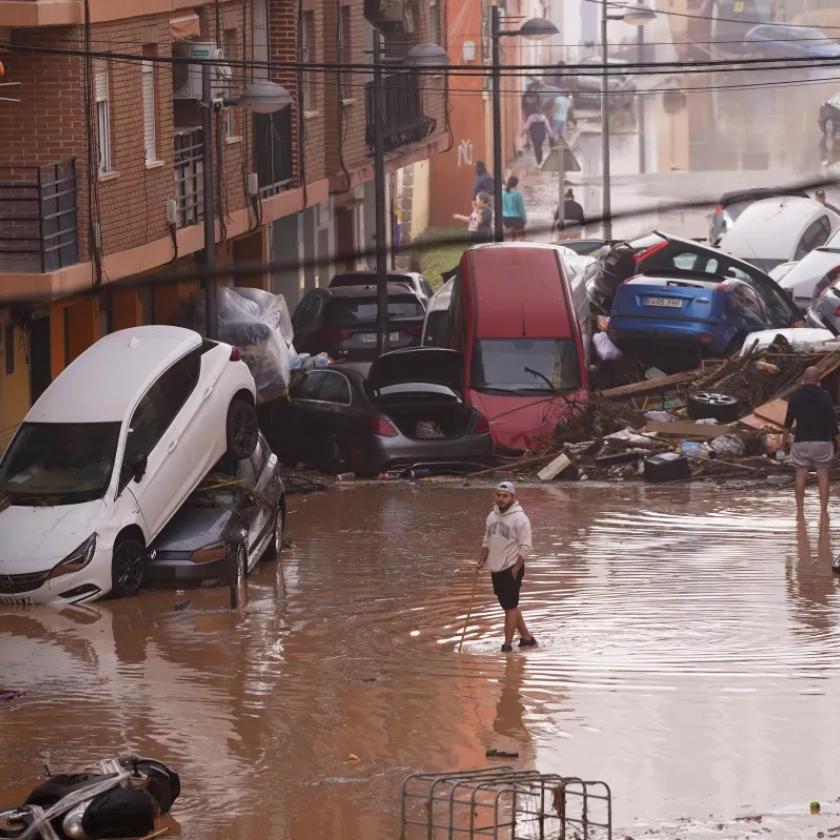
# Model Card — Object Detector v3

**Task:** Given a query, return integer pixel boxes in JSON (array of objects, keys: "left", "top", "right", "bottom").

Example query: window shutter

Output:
[
  {"left": 142, "top": 60, "right": 156, "bottom": 162},
  {"left": 94, "top": 60, "right": 109, "bottom": 102}
]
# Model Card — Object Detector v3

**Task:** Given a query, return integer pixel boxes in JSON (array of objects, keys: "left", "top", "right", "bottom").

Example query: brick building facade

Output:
[{"left": 0, "top": 0, "right": 450, "bottom": 446}]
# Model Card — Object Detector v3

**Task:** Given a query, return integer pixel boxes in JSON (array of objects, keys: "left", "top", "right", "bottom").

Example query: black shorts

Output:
[
  {"left": 502, "top": 216, "right": 525, "bottom": 231},
  {"left": 491, "top": 566, "right": 525, "bottom": 610}
]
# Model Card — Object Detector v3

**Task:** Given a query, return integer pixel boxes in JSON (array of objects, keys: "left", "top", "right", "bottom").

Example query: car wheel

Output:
[
  {"left": 266, "top": 505, "right": 285, "bottom": 561},
  {"left": 111, "top": 537, "right": 145, "bottom": 598},
  {"left": 827, "top": 118, "right": 836, "bottom": 154},
  {"left": 687, "top": 391, "right": 739, "bottom": 423},
  {"left": 226, "top": 398, "right": 258, "bottom": 460}
]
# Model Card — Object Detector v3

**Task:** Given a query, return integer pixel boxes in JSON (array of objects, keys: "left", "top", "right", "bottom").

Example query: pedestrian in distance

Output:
[
  {"left": 553, "top": 188, "right": 585, "bottom": 241},
  {"left": 501, "top": 176, "right": 527, "bottom": 241},
  {"left": 548, "top": 93, "right": 572, "bottom": 142},
  {"left": 454, "top": 192, "right": 493, "bottom": 243},
  {"left": 473, "top": 161, "right": 495, "bottom": 199},
  {"left": 522, "top": 111, "right": 554, "bottom": 166},
  {"left": 477, "top": 481, "right": 537, "bottom": 653},
  {"left": 783, "top": 366, "right": 840, "bottom": 518}
]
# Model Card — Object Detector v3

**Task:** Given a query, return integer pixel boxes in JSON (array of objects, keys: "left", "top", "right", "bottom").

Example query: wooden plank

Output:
[
  {"left": 537, "top": 453, "right": 572, "bottom": 481},
  {"left": 753, "top": 398, "right": 788, "bottom": 427},
  {"left": 599, "top": 370, "right": 699, "bottom": 400},
  {"left": 644, "top": 420, "right": 739, "bottom": 438}
]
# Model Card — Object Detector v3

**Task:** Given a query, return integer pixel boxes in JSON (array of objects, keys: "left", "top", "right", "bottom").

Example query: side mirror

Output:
[{"left": 132, "top": 454, "right": 148, "bottom": 483}]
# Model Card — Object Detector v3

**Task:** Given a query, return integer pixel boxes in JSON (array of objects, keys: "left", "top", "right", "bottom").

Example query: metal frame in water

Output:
[{"left": 400, "top": 766, "right": 612, "bottom": 840}]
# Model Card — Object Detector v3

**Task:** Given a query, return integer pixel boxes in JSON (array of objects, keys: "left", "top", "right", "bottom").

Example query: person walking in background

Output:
[
  {"left": 783, "top": 366, "right": 840, "bottom": 518},
  {"left": 473, "top": 161, "right": 495, "bottom": 199},
  {"left": 522, "top": 111, "right": 554, "bottom": 166},
  {"left": 553, "top": 188, "right": 585, "bottom": 241},
  {"left": 454, "top": 192, "right": 493, "bottom": 242},
  {"left": 501, "top": 176, "right": 527, "bottom": 241},
  {"left": 548, "top": 93, "right": 572, "bottom": 142},
  {"left": 477, "top": 482, "right": 536, "bottom": 653}
]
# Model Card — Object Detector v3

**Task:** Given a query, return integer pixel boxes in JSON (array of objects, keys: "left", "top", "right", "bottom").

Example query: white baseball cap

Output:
[{"left": 496, "top": 481, "right": 516, "bottom": 495}]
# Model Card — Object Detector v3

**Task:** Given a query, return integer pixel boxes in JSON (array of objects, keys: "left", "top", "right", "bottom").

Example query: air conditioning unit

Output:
[{"left": 172, "top": 41, "right": 232, "bottom": 101}]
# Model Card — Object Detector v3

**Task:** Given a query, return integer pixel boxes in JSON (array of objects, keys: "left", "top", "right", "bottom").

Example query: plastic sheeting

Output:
[{"left": 218, "top": 287, "right": 295, "bottom": 404}]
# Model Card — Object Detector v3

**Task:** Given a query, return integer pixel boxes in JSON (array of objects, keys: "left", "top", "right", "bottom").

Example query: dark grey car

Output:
[
  {"left": 806, "top": 276, "right": 840, "bottom": 335},
  {"left": 146, "top": 433, "right": 285, "bottom": 587}
]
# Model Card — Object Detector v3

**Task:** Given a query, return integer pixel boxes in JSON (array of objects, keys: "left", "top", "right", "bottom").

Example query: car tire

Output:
[
  {"left": 687, "top": 391, "right": 739, "bottom": 423},
  {"left": 111, "top": 536, "right": 145, "bottom": 598},
  {"left": 266, "top": 505, "right": 285, "bottom": 561},
  {"left": 226, "top": 398, "right": 258, "bottom": 460},
  {"left": 827, "top": 118, "right": 836, "bottom": 154}
]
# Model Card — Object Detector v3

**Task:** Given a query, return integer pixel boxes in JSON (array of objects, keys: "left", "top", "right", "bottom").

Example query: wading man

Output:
[
  {"left": 784, "top": 366, "right": 840, "bottom": 517},
  {"left": 478, "top": 482, "right": 536, "bottom": 652}
]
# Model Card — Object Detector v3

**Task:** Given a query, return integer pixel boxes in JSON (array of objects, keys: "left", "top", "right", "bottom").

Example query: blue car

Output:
[{"left": 607, "top": 272, "right": 769, "bottom": 359}]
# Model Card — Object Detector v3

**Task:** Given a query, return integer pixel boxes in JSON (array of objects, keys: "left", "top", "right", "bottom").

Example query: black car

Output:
[
  {"left": 587, "top": 232, "right": 801, "bottom": 329},
  {"left": 820, "top": 91, "right": 840, "bottom": 157},
  {"left": 268, "top": 349, "right": 493, "bottom": 476},
  {"left": 146, "top": 433, "right": 285, "bottom": 587},
  {"left": 292, "top": 284, "right": 426, "bottom": 361}
]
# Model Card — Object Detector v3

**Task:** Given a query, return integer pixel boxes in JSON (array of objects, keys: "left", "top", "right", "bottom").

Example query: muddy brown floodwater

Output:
[{"left": 2, "top": 483, "right": 840, "bottom": 839}]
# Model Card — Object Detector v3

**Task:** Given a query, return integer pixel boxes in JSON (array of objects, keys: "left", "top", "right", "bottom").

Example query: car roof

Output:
[
  {"left": 27, "top": 326, "right": 201, "bottom": 423},
  {"left": 718, "top": 186, "right": 808, "bottom": 207},
  {"left": 718, "top": 198, "right": 838, "bottom": 259},
  {"left": 626, "top": 273, "right": 720, "bottom": 288},
  {"left": 330, "top": 271, "right": 422, "bottom": 286}
]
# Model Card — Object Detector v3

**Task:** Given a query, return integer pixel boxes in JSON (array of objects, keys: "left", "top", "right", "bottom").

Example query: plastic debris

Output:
[
  {"left": 644, "top": 410, "right": 674, "bottom": 423},
  {"left": 593, "top": 331, "right": 623, "bottom": 361},
  {"left": 709, "top": 434, "right": 746, "bottom": 457},
  {"left": 680, "top": 441, "right": 707, "bottom": 460},
  {"left": 347, "top": 754, "right": 361, "bottom": 762}
]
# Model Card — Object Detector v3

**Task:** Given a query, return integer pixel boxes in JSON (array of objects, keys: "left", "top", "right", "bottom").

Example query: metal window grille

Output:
[
  {"left": 173, "top": 127, "right": 204, "bottom": 228},
  {"left": 253, "top": 109, "right": 294, "bottom": 196},
  {"left": 400, "top": 767, "right": 612, "bottom": 840},
  {"left": 365, "top": 72, "right": 437, "bottom": 152}
]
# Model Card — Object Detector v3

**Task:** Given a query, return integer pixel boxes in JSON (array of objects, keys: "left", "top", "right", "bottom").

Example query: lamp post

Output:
[
  {"left": 491, "top": 9, "right": 558, "bottom": 243},
  {"left": 370, "top": 35, "right": 448, "bottom": 356},
  {"left": 600, "top": 0, "right": 655, "bottom": 242},
  {"left": 200, "top": 68, "right": 291, "bottom": 339}
]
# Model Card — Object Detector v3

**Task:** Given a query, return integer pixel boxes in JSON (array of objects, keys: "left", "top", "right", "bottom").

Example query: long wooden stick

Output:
[{"left": 458, "top": 566, "right": 480, "bottom": 653}]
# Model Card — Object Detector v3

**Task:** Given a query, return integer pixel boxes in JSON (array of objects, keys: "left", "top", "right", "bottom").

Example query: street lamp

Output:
[
  {"left": 600, "top": 0, "right": 655, "bottom": 241},
  {"left": 370, "top": 34, "right": 448, "bottom": 357},
  {"left": 491, "top": 8, "right": 559, "bottom": 243},
  {"left": 200, "top": 67, "right": 291, "bottom": 339}
]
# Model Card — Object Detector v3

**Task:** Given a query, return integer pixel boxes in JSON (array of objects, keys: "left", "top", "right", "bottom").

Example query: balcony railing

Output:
[
  {"left": 0, "top": 161, "right": 79, "bottom": 273},
  {"left": 174, "top": 126, "right": 204, "bottom": 228},
  {"left": 254, "top": 109, "right": 294, "bottom": 198},
  {"left": 365, "top": 73, "right": 437, "bottom": 153}
]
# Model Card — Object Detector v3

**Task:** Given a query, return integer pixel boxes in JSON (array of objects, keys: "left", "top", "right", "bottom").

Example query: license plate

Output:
[
  {"left": 644, "top": 296, "right": 683, "bottom": 308},
  {"left": 361, "top": 332, "right": 401, "bottom": 343},
  {"left": 0, "top": 596, "right": 33, "bottom": 606}
]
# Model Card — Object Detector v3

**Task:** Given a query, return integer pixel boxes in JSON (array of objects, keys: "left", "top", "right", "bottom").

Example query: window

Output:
[
  {"left": 121, "top": 351, "right": 201, "bottom": 485},
  {"left": 293, "top": 370, "right": 352, "bottom": 404},
  {"left": 292, "top": 292, "right": 325, "bottom": 330},
  {"left": 325, "top": 297, "right": 424, "bottom": 323},
  {"left": 339, "top": 5, "right": 352, "bottom": 86},
  {"left": 302, "top": 11, "right": 316, "bottom": 109},
  {"left": 141, "top": 47, "right": 157, "bottom": 163},
  {"left": 471, "top": 338, "right": 581, "bottom": 393},
  {"left": 94, "top": 60, "right": 112, "bottom": 174},
  {"left": 224, "top": 29, "right": 238, "bottom": 138},
  {"left": 796, "top": 216, "right": 832, "bottom": 260},
  {"left": 429, "top": 0, "right": 440, "bottom": 46}
]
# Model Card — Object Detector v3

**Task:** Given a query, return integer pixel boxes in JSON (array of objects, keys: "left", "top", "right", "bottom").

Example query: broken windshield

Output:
[{"left": 0, "top": 422, "right": 121, "bottom": 505}]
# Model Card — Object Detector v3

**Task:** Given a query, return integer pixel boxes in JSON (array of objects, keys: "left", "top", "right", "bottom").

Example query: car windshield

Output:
[
  {"left": 0, "top": 421, "right": 121, "bottom": 504},
  {"left": 327, "top": 298, "right": 424, "bottom": 323},
  {"left": 471, "top": 339, "right": 581, "bottom": 394}
]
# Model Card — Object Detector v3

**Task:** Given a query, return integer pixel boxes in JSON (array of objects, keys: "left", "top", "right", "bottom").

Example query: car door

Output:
[
  {"left": 718, "top": 259, "right": 800, "bottom": 327},
  {"left": 246, "top": 435, "right": 277, "bottom": 552},
  {"left": 121, "top": 354, "right": 200, "bottom": 537},
  {"left": 292, "top": 290, "right": 329, "bottom": 351}
]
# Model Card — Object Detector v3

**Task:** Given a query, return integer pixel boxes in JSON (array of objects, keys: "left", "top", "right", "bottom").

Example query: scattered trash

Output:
[
  {"left": 709, "top": 434, "right": 746, "bottom": 457},
  {"left": 347, "top": 754, "right": 360, "bottom": 762},
  {"left": 537, "top": 452, "right": 572, "bottom": 481},
  {"left": 336, "top": 472, "right": 356, "bottom": 482},
  {"left": 0, "top": 689, "right": 20, "bottom": 704},
  {"left": 644, "top": 410, "right": 674, "bottom": 423},
  {"left": 644, "top": 452, "right": 691, "bottom": 483},
  {"left": 485, "top": 748, "right": 520, "bottom": 758},
  {"left": 593, "top": 331, "right": 623, "bottom": 361},
  {"left": 680, "top": 441, "right": 707, "bottom": 460},
  {"left": 754, "top": 359, "right": 780, "bottom": 375},
  {"left": 740, "top": 328, "right": 835, "bottom": 355}
]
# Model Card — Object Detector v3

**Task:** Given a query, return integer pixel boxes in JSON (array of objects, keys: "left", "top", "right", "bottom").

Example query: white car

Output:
[
  {"left": 0, "top": 326, "right": 258, "bottom": 606},
  {"left": 421, "top": 278, "right": 453, "bottom": 347},
  {"left": 777, "top": 243, "right": 840, "bottom": 311},
  {"left": 718, "top": 196, "right": 840, "bottom": 273}
]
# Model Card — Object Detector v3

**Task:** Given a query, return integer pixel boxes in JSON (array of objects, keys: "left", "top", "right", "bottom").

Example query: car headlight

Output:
[
  {"left": 190, "top": 541, "right": 228, "bottom": 563},
  {"left": 48, "top": 534, "right": 96, "bottom": 579}
]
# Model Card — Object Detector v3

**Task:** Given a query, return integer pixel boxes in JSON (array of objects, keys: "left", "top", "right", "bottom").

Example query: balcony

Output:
[
  {"left": 253, "top": 109, "right": 294, "bottom": 198},
  {"left": 0, "top": 161, "right": 79, "bottom": 273},
  {"left": 365, "top": 73, "right": 437, "bottom": 153},
  {"left": 174, "top": 126, "right": 204, "bottom": 228}
]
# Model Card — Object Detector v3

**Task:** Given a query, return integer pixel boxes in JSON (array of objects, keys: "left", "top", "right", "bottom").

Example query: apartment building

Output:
[{"left": 0, "top": 0, "right": 449, "bottom": 446}]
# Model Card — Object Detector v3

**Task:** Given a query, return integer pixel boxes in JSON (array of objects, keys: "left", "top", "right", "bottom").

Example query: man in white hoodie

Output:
[{"left": 478, "top": 481, "right": 536, "bottom": 652}]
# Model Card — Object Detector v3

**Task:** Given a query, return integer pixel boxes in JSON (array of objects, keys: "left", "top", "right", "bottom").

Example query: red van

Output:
[{"left": 449, "top": 243, "right": 590, "bottom": 452}]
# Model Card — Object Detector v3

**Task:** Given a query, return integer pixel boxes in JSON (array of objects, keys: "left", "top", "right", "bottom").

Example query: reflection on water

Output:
[{"left": 1, "top": 484, "right": 839, "bottom": 838}]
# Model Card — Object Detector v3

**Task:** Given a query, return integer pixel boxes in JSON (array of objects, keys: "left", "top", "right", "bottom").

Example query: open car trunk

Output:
[{"left": 378, "top": 388, "right": 472, "bottom": 440}]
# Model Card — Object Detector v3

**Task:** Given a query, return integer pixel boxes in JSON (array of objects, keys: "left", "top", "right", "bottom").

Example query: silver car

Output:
[{"left": 806, "top": 275, "right": 840, "bottom": 335}]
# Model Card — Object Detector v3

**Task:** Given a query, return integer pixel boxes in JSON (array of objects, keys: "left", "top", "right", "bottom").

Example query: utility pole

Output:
[
  {"left": 600, "top": 0, "right": 612, "bottom": 242},
  {"left": 491, "top": 5, "right": 504, "bottom": 243},
  {"left": 202, "top": 63, "right": 218, "bottom": 339},
  {"left": 372, "top": 30, "right": 389, "bottom": 356}
]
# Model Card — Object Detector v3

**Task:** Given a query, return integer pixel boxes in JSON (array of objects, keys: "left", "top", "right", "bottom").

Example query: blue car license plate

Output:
[{"left": 644, "top": 296, "right": 683, "bottom": 308}]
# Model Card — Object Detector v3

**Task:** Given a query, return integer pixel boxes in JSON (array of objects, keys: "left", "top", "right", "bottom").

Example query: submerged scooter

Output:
[{"left": 0, "top": 755, "right": 179, "bottom": 839}]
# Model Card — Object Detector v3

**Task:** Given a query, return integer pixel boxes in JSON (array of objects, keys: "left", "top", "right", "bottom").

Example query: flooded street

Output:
[{"left": 3, "top": 484, "right": 840, "bottom": 838}]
